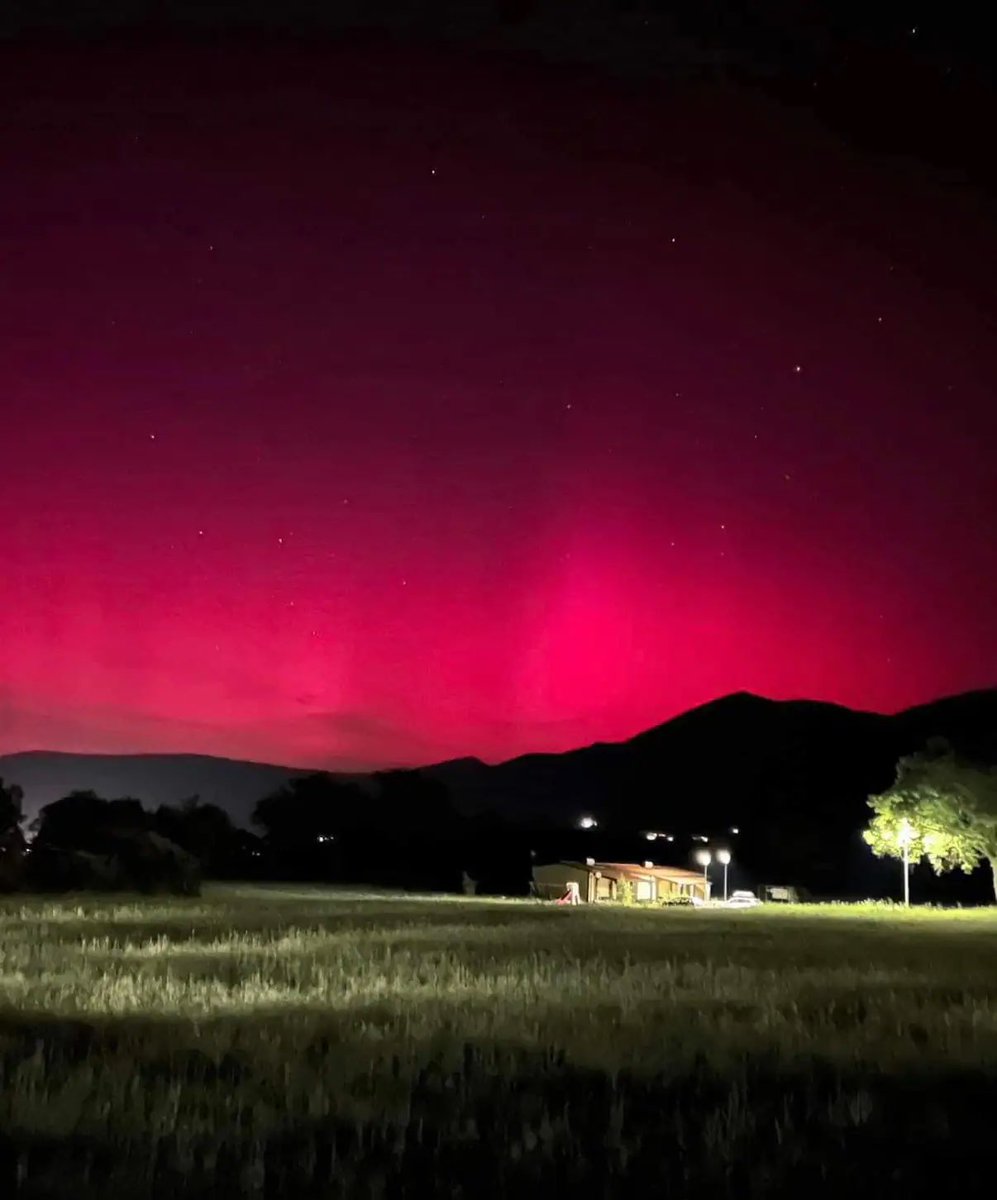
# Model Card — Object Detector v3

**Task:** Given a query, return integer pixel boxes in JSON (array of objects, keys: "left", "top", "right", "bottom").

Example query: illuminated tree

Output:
[{"left": 864, "top": 743, "right": 997, "bottom": 901}]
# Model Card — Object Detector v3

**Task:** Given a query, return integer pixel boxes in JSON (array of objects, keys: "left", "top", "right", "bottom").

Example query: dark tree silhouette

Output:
[
  {"left": 29, "top": 791, "right": 200, "bottom": 895},
  {"left": 0, "top": 777, "right": 23, "bottom": 838},
  {"left": 154, "top": 796, "right": 258, "bottom": 877},
  {"left": 0, "top": 777, "right": 27, "bottom": 891},
  {"left": 253, "top": 770, "right": 464, "bottom": 887},
  {"left": 31, "top": 790, "right": 118, "bottom": 853},
  {"left": 369, "top": 769, "right": 456, "bottom": 834},
  {"left": 253, "top": 773, "right": 367, "bottom": 843}
]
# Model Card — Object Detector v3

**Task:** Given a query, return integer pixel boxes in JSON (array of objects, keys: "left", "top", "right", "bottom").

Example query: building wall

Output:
[
  {"left": 655, "top": 876, "right": 709, "bottom": 901},
  {"left": 531, "top": 862, "right": 594, "bottom": 902},
  {"left": 531, "top": 863, "right": 710, "bottom": 904}
]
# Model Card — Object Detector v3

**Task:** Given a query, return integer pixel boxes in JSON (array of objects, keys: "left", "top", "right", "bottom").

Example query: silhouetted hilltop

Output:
[{"left": 0, "top": 752, "right": 313, "bottom": 828}]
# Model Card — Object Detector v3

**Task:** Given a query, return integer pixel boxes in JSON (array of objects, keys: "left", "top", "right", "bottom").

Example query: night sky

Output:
[{"left": 2, "top": 8, "right": 995, "bottom": 769}]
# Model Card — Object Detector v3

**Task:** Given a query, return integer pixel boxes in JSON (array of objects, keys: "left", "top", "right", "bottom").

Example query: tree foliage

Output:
[
  {"left": 27, "top": 790, "right": 200, "bottom": 895},
  {"left": 153, "top": 795, "right": 254, "bottom": 876},
  {"left": 864, "top": 741, "right": 997, "bottom": 899},
  {"left": 0, "top": 777, "right": 27, "bottom": 890},
  {"left": 1, "top": 777, "right": 24, "bottom": 835}
]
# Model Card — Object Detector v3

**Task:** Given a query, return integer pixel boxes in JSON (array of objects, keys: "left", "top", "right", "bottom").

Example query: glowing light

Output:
[
  {"left": 694, "top": 847, "right": 712, "bottom": 867},
  {"left": 577, "top": 815, "right": 597, "bottom": 830},
  {"left": 715, "top": 848, "right": 731, "bottom": 865}
]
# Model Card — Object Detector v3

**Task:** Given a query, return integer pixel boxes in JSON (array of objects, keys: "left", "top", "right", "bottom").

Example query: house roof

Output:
[{"left": 563, "top": 860, "right": 704, "bottom": 883}]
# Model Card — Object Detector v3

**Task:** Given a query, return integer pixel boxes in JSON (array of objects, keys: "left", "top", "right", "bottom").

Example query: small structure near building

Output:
[
  {"left": 555, "top": 880, "right": 581, "bottom": 905},
  {"left": 532, "top": 860, "right": 709, "bottom": 904},
  {"left": 762, "top": 884, "right": 803, "bottom": 903}
]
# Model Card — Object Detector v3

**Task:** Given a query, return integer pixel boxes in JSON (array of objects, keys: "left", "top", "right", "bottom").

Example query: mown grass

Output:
[{"left": 1, "top": 886, "right": 996, "bottom": 1197}]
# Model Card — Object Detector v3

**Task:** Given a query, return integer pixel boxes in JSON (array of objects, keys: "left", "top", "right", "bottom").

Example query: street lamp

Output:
[
  {"left": 694, "top": 847, "right": 711, "bottom": 898},
  {"left": 898, "top": 820, "right": 914, "bottom": 907},
  {"left": 715, "top": 848, "right": 731, "bottom": 902},
  {"left": 577, "top": 815, "right": 598, "bottom": 830}
]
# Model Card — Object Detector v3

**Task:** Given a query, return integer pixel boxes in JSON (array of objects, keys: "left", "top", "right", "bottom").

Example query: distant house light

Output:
[
  {"left": 577, "top": 815, "right": 598, "bottom": 830},
  {"left": 585, "top": 857, "right": 595, "bottom": 866},
  {"left": 643, "top": 861, "right": 653, "bottom": 869},
  {"left": 644, "top": 832, "right": 657, "bottom": 841},
  {"left": 692, "top": 834, "right": 708, "bottom": 843},
  {"left": 316, "top": 834, "right": 335, "bottom": 844},
  {"left": 730, "top": 826, "right": 740, "bottom": 835}
]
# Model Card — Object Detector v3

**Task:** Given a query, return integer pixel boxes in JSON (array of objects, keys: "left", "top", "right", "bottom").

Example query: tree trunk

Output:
[{"left": 991, "top": 858, "right": 997, "bottom": 904}]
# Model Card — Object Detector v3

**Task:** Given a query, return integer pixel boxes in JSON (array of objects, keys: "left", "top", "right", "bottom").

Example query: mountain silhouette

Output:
[{"left": 2, "top": 689, "right": 994, "bottom": 890}]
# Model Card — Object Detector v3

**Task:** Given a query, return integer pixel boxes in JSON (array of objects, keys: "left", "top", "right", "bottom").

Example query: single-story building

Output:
[{"left": 531, "top": 860, "right": 709, "bottom": 904}]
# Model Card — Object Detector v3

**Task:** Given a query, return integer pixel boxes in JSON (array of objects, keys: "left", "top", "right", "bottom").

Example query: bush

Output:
[{"left": 25, "top": 831, "right": 201, "bottom": 896}]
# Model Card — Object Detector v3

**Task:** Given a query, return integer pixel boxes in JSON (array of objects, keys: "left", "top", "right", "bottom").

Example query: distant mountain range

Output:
[
  {"left": 0, "top": 750, "right": 313, "bottom": 829},
  {"left": 3, "top": 690, "right": 995, "bottom": 888}
]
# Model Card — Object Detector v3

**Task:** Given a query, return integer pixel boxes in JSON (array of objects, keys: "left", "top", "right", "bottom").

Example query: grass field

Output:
[{"left": 2, "top": 885, "right": 997, "bottom": 1197}]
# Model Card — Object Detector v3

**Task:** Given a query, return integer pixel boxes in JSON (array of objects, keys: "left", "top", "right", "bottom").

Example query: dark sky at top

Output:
[{"left": 1, "top": 2, "right": 995, "bottom": 768}]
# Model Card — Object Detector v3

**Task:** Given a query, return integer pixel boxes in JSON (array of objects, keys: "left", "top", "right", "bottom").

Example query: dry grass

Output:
[{"left": 1, "top": 886, "right": 996, "bottom": 1196}]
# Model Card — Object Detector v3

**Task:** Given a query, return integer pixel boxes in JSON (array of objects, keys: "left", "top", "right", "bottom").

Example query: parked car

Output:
[{"left": 726, "top": 889, "right": 761, "bottom": 908}]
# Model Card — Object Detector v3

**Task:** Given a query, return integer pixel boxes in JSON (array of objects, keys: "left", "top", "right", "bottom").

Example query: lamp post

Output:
[
  {"left": 898, "top": 820, "right": 914, "bottom": 907},
  {"left": 715, "top": 848, "right": 731, "bottom": 902},
  {"left": 694, "top": 847, "right": 712, "bottom": 900}
]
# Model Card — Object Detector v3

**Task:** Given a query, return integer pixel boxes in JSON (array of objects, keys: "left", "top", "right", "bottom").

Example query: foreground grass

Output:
[{"left": 1, "top": 886, "right": 996, "bottom": 1196}]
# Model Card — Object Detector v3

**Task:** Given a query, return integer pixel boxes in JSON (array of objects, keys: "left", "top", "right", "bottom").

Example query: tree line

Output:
[
  {"left": 0, "top": 784, "right": 263, "bottom": 894},
  {"left": 0, "top": 769, "right": 527, "bottom": 896}
]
